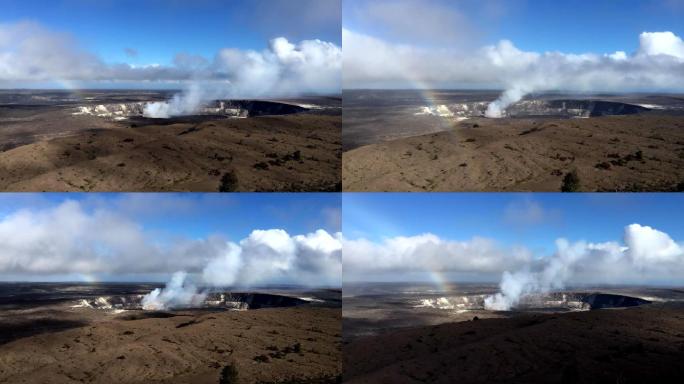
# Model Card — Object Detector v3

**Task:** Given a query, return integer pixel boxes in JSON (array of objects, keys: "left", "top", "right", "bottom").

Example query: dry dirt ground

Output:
[
  {"left": 343, "top": 115, "right": 684, "bottom": 191},
  {"left": 344, "top": 302, "right": 684, "bottom": 384},
  {"left": 0, "top": 307, "right": 341, "bottom": 384},
  {"left": 0, "top": 114, "right": 341, "bottom": 192}
]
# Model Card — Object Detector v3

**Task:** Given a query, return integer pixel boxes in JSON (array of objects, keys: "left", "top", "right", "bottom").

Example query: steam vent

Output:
[{"left": 73, "top": 99, "right": 309, "bottom": 120}]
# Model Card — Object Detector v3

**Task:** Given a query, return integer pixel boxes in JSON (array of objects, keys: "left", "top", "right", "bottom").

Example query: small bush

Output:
[
  {"left": 561, "top": 170, "right": 580, "bottom": 192},
  {"left": 253, "top": 355, "right": 269, "bottom": 363},
  {"left": 253, "top": 162, "right": 269, "bottom": 170},
  {"left": 594, "top": 162, "right": 611, "bottom": 170},
  {"left": 219, "top": 171, "right": 238, "bottom": 192},
  {"left": 219, "top": 363, "right": 238, "bottom": 384}
]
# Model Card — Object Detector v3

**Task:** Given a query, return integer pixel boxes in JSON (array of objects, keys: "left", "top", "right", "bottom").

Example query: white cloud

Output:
[
  {"left": 203, "top": 229, "right": 342, "bottom": 287},
  {"left": 345, "top": 224, "right": 684, "bottom": 291},
  {"left": 214, "top": 37, "right": 342, "bottom": 97},
  {"left": 0, "top": 200, "right": 341, "bottom": 287},
  {"left": 625, "top": 223, "right": 684, "bottom": 266},
  {"left": 343, "top": 27, "right": 684, "bottom": 115},
  {"left": 343, "top": 234, "right": 532, "bottom": 280},
  {"left": 637, "top": 31, "right": 684, "bottom": 59},
  {"left": 0, "top": 21, "right": 341, "bottom": 97}
]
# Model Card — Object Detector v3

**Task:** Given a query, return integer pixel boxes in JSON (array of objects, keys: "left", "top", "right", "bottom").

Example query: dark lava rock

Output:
[{"left": 582, "top": 293, "right": 651, "bottom": 310}]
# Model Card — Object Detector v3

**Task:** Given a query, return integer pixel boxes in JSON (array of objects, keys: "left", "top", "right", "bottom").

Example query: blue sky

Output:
[
  {"left": 2, "top": 0, "right": 341, "bottom": 66},
  {"left": 343, "top": 0, "right": 684, "bottom": 54},
  {"left": 343, "top": 193, "right": 684, "bottom": 257},
  {"left": 0, "top": 193, "right": 341, "bottom": 240}
]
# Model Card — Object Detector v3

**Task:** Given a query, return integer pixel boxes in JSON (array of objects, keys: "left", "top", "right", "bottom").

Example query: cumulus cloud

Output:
[
  {"left": 0, "top": 21, "right": 341, "bottom": 99},
  {"left": 343, "top": 234, "right": 532, "bottom": 280},
  {"left": 637, "top": 31, "right": 684, "bottom": 59},
  {"left": 0, "top": 200, "right": 341, "bottom": 287},
  {"left": 202, "top": 229, "right": 342, "bottom": 287},
  {"left": 213, "top": 36, "right": 342, "bottom": 97},
  {"left": 343, "top": 27, "right": 684, "bottom": 116},
  {"left": 345, "top": 224, "right": 684, "bottom": 300}
]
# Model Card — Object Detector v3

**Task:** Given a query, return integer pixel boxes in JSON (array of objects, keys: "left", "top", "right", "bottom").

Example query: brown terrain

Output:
[
  {"left": 0, "top": 112, "right": 341, "bottom": 192},
  {"left": 0, "top": 306, "right": 341, "bottom": 384},
  {"left": 343, "top": 115, "right": 684, "bottom": 192},
  {"left": 344, "top": 302, "right": 684, "bottom": 384}
]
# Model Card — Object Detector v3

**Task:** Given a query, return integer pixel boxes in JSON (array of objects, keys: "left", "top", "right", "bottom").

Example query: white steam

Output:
[
  {"left": 485, "top": 224, "right": 684, "bottom": 310},
  {"left": 143, "top": 84, "right": 206, "bottom": 118},
  {"left": 140, "top": 37, "right": 342, "bottom": 117},
  {"left": 141, "top": 271, "right": 206, "bottom": 310},
  {"left": 141, "top": 229, "right": 342, "bottom": 310},
  {"left": 484, "top": 87, "right": 530, "bottom": 118}
]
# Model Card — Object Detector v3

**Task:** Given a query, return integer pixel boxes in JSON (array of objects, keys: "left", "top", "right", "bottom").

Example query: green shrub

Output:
[
  {"left": 219, "top": 363, "right": 238, "bottom": 384},
  {"left": 561, "top": 170, "right": 580, "bottom": 192},
  {"left": 219, "top": 171, "right": 238, "bottom": 192}
]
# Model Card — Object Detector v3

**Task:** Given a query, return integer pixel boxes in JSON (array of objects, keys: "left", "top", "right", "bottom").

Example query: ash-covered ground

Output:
[
  {"left": 0, "top": 90, "right": 341, "bottom": 192},
  {"left": 344, "top": 282, "right": 684, "bottom": 383},
  {"left": 0, "top": 282, "right": 341, "bottom": 383},
  {"left": 343, "top": 90, "right": 684, "bottom": 192}
]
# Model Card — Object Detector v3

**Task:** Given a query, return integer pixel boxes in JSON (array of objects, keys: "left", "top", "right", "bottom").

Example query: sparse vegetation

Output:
[
  {"left": 519, "top": 126, "right": 543, "bottom": 136},
  {"left": 607, "top": 150, "right": 645, "bottom": 167},
  {"left": 253, "top": 162, "right": 269, "bottom": 170},
  {"left": 595, "top": 162, "right": 611, "bottom": 170},
  {"left": 253, "top": 354, "right": 269, "bottom": 363},
  {"left": 219, "top": 170, "right": 239, "bottom": 192},
  {"left": 561, "top": 170, "right": 580, "bottom": 192}
]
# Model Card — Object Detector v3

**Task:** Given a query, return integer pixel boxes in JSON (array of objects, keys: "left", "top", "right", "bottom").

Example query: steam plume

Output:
[
  {"left": 484, "top": 86, "right": 529, "bottom": 118},
  {"left": 141, "top": 271, "right": 207, "bottom": 310},
  {"left": 143, "top": 83, "right": 207, "bottom": 118},
  {"left": 485, "top": 224, "right": 684, "bottom": 310},
  {"left": 140, "top": 229, "right": 342, "bottom": 310},
  {"left": 142, "top": 37, "right": 342, "bottom": 118}
]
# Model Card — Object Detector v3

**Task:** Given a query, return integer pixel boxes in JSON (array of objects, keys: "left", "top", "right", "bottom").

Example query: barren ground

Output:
[
  {"left": 344, "top": 302, "right": 684, "bottom": 384},
  {"left": 0, "top": 306, "right": 341, "bottom": 384},
  {"left": 343, "top": 115, "right": 684, "bottom": 192},
  {"left": 0, "top": 113, "right": 341, "bottom": 192}
]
